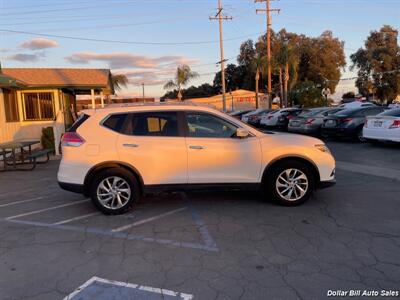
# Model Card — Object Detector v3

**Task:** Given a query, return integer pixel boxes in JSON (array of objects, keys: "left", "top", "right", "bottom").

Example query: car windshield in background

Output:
[{"left": 378, "top": 108, "right": 400, "bottom": 117}]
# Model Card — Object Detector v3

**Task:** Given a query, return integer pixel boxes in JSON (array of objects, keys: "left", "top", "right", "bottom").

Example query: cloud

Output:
[
  {"left": 64, "top": 52, "right": 198, "bottom": 69},
  {"left": 20, "top": 38, "right": 59, "bottom": 50},
  {"left": 8, "top": 53, "right": 41, "bottom": 62},
  {"left": 115, "top": 69, "right": 176, "bottom": 86}
]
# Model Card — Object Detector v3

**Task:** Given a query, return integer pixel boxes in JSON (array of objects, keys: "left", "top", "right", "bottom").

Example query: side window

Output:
[
  {"left": 186, "top": 112, "right": 237, "bottom": 138},
  {"left": 125, "top": 112, "right": 179, "bottom": 137},
  {"left": 103, "top": 113, "right": 128, "bottom": 133}
]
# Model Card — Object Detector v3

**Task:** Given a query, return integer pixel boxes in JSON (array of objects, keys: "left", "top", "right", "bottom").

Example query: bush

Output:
[{"left": 41, "top": 127, "right": 55, "bottom": 150}]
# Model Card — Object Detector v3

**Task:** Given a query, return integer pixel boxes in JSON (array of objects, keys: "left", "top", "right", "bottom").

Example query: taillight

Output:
[
  {"left": 305, "top": 118, "right": 315, "bottom": 125},
  {"left": 389, "top": 120, "right": 400, "bottom": 129},
  {"left": 268, "top": 115, "right": 273, "bottom": 119},
  {"left": 342, "top": 118, "right": 353, "bottom": 123},
  {"left": 61, "top": 132, "right": 85, "bottom": 147}
]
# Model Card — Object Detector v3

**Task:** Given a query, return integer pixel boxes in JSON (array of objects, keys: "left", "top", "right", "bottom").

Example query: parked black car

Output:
[
  {"left": 321, "top": 106, "right": 385, "bottom": 141},
  {"left": 276, "top": 109, "right": 303, "bottom": 131},
  {"left": 288, "top": 107, "right": 343, "bottom": 136}
]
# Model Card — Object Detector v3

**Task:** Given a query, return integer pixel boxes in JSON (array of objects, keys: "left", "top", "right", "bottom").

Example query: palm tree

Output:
[
  {"left": 276, "top": 43, "right": 299, "bottom": 107},
  {"left": 111, "top": 73, "right": 129, "bottom": 92},
  {"left": 250, "top": 54, "right": 267, "bottom": 109},
  {"left": 163, "top": 65, "right": 198, "bottom": 101}
]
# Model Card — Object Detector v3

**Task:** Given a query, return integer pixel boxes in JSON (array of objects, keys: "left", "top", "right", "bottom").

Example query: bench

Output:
[{"left": 24, "top": 149, "right": 53, "bottom": 170}]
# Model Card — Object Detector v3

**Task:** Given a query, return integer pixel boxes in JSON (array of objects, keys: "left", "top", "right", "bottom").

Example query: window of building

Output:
[
  {"left": 3, "top": 89, "right": 19, "bottom": 122},
  {"left": 22, "top": 92, "right": 55, "bottom": 121}
]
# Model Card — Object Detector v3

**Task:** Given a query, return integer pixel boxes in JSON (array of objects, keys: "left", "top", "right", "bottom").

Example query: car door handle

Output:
[
  {"left": 189, "top": 145, "right": 205, "bottom": 150},
  {"left": 123, "top": 143, "right": 139, "bottom": 148}
]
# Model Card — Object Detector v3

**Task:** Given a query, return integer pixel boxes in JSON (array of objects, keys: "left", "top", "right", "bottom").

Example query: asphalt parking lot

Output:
[{"left": 0, "top": 141, "right": 399, "bottom": 300}]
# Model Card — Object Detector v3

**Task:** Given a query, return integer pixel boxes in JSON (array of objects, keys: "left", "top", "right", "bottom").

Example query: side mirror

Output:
[{"left": 236, "top": 128, "right": 250, "bottom": 138}]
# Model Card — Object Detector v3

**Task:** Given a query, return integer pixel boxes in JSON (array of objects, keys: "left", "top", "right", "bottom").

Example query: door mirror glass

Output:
[{"left": 236, "top": 128, "right": 250, "bottom": 138}]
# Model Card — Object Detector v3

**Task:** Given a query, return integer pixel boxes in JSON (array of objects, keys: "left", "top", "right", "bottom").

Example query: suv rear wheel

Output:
[
  {"left": 265, "top": 160, "right": 314, "bottom": 206},
  {"left": 90, "top": 168, "right": 139, "bottom": 214}
]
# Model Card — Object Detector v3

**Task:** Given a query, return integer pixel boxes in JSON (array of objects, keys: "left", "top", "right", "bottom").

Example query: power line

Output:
[{"left": 0, "top": 29, "right": 260, "bottom": 46}]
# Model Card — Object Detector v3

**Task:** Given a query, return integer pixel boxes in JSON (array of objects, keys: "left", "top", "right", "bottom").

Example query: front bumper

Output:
[
  {"left": 58, "top": 181, "right": 84, "bottom": 194},
  {"left": 317, "top": 179, "right": 336, "bottom": 189}
]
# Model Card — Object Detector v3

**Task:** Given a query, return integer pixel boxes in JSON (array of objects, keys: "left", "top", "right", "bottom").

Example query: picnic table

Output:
[{"left": 0, "top": 140, "right": 52, "bottom": 171}]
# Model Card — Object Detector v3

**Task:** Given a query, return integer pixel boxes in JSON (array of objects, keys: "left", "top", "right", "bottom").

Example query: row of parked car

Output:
[{"left": 231, "top": 104, "right": 400, "bottom": 144}]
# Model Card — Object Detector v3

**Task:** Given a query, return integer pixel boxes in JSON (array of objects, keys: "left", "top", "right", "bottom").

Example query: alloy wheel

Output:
[
  {"left": 96, "top": 176, "right": 132, "bottom": 210},
  {"left": 276, "top": 168, "right": 309, "bottom": 201}
]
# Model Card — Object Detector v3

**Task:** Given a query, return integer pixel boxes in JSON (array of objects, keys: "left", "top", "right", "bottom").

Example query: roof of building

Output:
[{"left": 2, "top": 68, "right": 111, "bottom": 88}]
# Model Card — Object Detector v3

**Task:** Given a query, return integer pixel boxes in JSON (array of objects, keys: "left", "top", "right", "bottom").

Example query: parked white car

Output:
[
  {"left": 260, "top": 108, "right": 297, "bottom": 127},
  {"left": 340, "top": 101, "right": 376, "bottom": 109},
  {"left": 58, "top": 104, "right": 336, "bottom": 214},
  {"left": 363, "top": 108, "right": 400, "bottom": 143}
]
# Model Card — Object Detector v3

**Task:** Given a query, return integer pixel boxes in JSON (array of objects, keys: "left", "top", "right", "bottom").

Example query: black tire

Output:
[
  {"left": 90, "top": 167, "right": 139, "bottom": 215},
  {"left": 264, "top": 160, "right": 315, "bottom": 206},
  {"left": 356, "top": 127, "right": 366, "bottom": 142}
]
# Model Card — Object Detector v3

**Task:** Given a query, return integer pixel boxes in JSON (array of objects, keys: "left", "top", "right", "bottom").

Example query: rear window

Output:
[
  {"left": 378, "top": 109, "right": 400, "bottom": 117},
  {"left": 334, "top": 108, "right": 359, "bottom": 117},
  {"left": 103, "top": 113, "right": 128, "bottom": 133},
  {"left": 68, "top": 114, "right": 90, "bottom": 132}
]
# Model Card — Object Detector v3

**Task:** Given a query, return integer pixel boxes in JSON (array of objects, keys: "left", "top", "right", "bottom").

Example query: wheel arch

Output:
[
  {"left": 83, "top": 161, "right": 144, "bottom": 196},
  {"left": 262, "top": 155, "right": 321, "bottom": 187}
]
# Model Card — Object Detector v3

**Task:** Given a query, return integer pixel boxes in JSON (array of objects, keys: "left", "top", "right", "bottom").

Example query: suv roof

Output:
[{"left": 80, "top": 102, "right": 218, "bottom": 115}]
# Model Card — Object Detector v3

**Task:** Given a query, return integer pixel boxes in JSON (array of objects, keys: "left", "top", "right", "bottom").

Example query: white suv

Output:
[{"left": 58, "top": 104, "right": 336, "bottom": 214}]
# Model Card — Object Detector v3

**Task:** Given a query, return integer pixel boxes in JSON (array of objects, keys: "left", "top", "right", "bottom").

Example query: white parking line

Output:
[
  {"left": 53, "top": 212, "right": 100, "bottom": 225},
  {"left": 0, "top": 196, "right": 44, "bottom": 208},
  {"left": 5, "top": 199, "right": 90, "bottom": 220},
  {"left": 63, "top": 276, "right": 194, "bottom": 300},
  {"left": 111, "top": 207, "right": 188, "bottom": 233}
]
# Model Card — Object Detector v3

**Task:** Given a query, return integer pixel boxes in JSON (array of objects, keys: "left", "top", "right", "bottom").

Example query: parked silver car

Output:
[{"left": 288, "top": 107, "right": 343, "bottom": 136}]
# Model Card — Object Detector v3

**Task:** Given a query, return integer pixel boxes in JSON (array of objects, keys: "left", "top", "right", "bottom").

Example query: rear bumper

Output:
[
  {"left": 317, "top": 179, "right": 336, "bottom": 189},
  {"left": 322, "top": 127, "right": 357, "bottom": 137},
  {"left": 288, "top": 126, "right": 319, "bottom": 135},
  {"left": 58, "top": 181, "right": 84, "bottom": 194}
]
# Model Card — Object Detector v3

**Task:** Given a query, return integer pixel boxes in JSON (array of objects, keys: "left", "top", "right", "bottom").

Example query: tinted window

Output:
[
  {"left": 379, "top": 109, "right": 400, "bottom": 117},
  {"left": 68, "top": 114, "right": 90, "bottom": 132},
  {"left": 125, "top": 112, "right": 179, "bottom": 137},
  {"left": 334, "top": 108, "right": 360, "bottom": 117},
  {"left": 103, "top": 113, "right": 127, "bottom": 133},
  {"left": 186, "top": 112, "right": 237, "bottom": 138}
]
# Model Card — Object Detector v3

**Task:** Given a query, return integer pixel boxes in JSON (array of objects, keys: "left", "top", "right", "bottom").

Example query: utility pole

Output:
[
  {"left": 255, "top": 0, "right": 280, "bottom": 109},
  {"left": 142, "top": 83, "right": 145, "bottom": 102},
  {"left": 210, "top": 0, "right": 232, "bottom": 112}
]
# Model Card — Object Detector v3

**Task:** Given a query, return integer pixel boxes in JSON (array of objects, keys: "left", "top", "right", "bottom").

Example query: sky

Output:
[{"left": 0, "top": 0, "right": 399, "bottom": 98}]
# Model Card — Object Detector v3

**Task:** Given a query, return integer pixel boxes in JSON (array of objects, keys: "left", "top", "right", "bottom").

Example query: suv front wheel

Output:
[
  {"left": 90, "top": 168, "right": 139, "bottom": 214},
  {"left": 265, "top": 160, "right": 315, "bottom": 206}
]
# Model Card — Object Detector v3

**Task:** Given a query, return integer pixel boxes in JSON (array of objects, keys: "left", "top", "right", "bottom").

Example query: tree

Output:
[
  {"left": 276, "top": 41, "right": 299, "bottom": 107},
  {"left": 161, "top": 83, "right": 217, "bottom": 101},
  {"left": 163, "top": 65, "right": 199, "bottom": 101},
  {"left": 290, "top": 81, "right": 325, "bottom": 107},
  {"left": 213, "top": 64, "right": 245, "bottom": 93},
  {"left": 342, "top": 91, "right": 355, "bottom": 100},
  {"left": 351, "top": 25, "right": 400, "bottom": 103},
  {"left": 110, "top": 73, "right": 129, "bottom": 91}
]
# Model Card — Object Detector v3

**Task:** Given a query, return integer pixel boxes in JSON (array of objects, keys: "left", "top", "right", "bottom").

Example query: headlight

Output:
[{"left": 315, "top": 144, "right": 331, "bottom": 154}]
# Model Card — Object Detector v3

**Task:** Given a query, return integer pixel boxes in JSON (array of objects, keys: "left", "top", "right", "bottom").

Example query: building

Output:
[
  {"left": 0, "top": 67, "right": 114, "bottom": 152},
  {"left": 75, "top": 95, "right": 155, "bottom": 111},
  {"left": 182, "top": 89, "right": 271, "bottom": 111}
]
